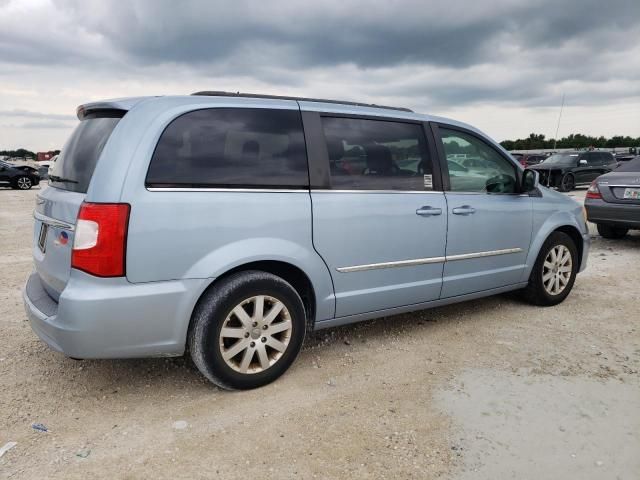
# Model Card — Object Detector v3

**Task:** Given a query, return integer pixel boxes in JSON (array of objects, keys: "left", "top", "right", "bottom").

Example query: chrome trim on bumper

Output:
[{"left": 336, "top": 248, "right": 523, "bottom": 273}]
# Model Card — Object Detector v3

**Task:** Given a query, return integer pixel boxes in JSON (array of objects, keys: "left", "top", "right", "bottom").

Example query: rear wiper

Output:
[{"left": 49, "top": 175, "right": 78, "bottom": 184}]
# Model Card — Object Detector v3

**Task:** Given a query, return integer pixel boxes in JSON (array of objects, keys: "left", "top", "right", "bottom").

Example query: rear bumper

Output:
[
  {"left": 585, "top": 200, "right": 640, "bottom": 228},
  {"left": 23, "top": 271, "right": 209, "bottom": 359}
]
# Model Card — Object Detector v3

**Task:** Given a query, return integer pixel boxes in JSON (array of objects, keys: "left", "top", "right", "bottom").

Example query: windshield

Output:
[
  {"left": 616, "top": 157, "right": 640, "bottom": 172},
  {"left": 49, "top": 112, "right": 123, "bottom": 193},
  {"left": 543, "top": 153, "right": 579, "bottom": 166}
]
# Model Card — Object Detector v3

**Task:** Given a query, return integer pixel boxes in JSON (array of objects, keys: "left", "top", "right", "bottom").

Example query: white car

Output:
[{"left": 47, "top": 155, "right": 58, "bottom": 177}]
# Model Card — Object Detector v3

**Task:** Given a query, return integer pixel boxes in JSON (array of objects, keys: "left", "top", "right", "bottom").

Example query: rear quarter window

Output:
[
  {"left": 49, "top": 111, "right": 123, "bottom": 193},
  {"left": 601, "top": 152, "right": 615, "bottom": 164},
  {"left": 146, "top": 108, "right": 309, "bottom": 188}
]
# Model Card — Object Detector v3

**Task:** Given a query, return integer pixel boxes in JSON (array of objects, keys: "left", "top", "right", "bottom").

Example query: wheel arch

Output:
[
  {"left": 523, "top": 212, "right": 587, "bottom": 282},
  {"left": 553, "top": 225, "right": 584, "bottom": 269},
  {"left": 187, "top": 260, "right": 320, "bottom": 346}
]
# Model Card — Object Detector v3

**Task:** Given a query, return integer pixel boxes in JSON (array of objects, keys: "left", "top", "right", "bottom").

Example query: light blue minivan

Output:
[{"left": 24, "top": 92, "right": 590, "bottom": 389}]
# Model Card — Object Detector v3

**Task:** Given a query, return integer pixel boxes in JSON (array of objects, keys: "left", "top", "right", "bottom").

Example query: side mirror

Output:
[
  {"left": 579, "top": 159, "right": 588, "bottom": 166},
  {"left": 521, "top": 168, "right": 539, "bottom": 193}
]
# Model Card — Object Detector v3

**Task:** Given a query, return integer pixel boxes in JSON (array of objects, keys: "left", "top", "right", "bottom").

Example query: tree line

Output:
[
  {"left": 500, "top": 133, "right": 640, "bottom": 151},
  {"left": 0, "top": 148, "right": 60, "bottom": 158}
]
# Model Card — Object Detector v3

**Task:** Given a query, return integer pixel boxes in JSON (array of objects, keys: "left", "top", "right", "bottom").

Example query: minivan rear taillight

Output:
[{"left": 72, "top": 203, "right": 130, "bottom": 277}]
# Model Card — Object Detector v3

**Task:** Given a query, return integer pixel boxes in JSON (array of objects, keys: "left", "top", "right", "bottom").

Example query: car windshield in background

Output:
[
  {"left": 543, "top": 153, "right": 578, "bottom": 166},
  {"left": 49, "top": 112, "right": 123, "bottom": 193},
  {"left": 615, "top": 157, "right": 640, "bottom": 172}
]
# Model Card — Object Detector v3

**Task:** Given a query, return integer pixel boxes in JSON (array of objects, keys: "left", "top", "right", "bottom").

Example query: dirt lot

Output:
[{"left": 1, "top": 185, "right": 638, "bottom": 479}]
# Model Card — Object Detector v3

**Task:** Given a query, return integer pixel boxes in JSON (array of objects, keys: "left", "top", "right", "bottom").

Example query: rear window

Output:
[
  {"left": 600, "top": 152, "right": 615, "bottom": 164},
  {"left": 146, "top": 108, "right": 308, "bottom": 188},
  {"left": 49, "top": 112, "right": 123, "bottom": 193}
]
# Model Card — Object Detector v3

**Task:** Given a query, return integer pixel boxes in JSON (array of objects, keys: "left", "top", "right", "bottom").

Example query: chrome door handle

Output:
[
  {"left": 452, "top": 205, "right": 476, "bottom": 215},
  {"left": 416, "top": 206, "right": 442, "bottom": 217}
]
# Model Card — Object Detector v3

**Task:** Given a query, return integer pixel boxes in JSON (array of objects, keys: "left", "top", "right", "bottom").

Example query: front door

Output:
[
  {"left": 574, "top": 152, "right": 599, "bottom": 184},
  {"left": 0, "top": 163, "right": 11, "bottom": 185},
  {"left": 434, "top": 125, "right": 533, "bottom": 298},
  {"left": 309, "top": 114, "right": 447, "bottom": 318}
]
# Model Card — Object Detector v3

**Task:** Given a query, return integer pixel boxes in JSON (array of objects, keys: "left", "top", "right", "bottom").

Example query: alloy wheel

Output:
[
  {"left": 542, "top": 245, "right": 572, "bottom": 295},
  {"left": 219, "top": 295, "right": 293, "bottom": 374},
  {"left": 17, "top": 177, "right": 32, "bottom": 189}
]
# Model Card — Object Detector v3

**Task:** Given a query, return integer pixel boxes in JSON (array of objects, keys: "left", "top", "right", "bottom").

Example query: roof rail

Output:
[{"left": 191, "top": 91, "right": 413, "bottom": 113}]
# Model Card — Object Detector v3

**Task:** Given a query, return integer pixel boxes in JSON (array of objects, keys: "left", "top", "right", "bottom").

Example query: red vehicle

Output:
[{"left": 510, "top": 153, "right": 547, "bottom": 168}]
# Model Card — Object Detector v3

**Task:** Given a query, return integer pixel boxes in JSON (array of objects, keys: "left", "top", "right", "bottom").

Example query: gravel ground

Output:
[{"left": 1, "top": 185, "right": 638, "bottom": 479}]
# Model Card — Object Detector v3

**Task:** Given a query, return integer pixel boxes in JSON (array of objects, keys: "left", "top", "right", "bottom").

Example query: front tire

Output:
[
  {"left": 557, "top": 173, "right": 575, "bottom": 192},
  {"left": 522, "top": 232, "right": 578, "bottom": 306},
  {"left": 188, "top": 271, "right": 306, "bottom": 390},
  {"left": 596, "top": 224, "right": 628, "bottom": 239},
  {"left": 14, "top": 176, "right": 33, "bottom": 190}
]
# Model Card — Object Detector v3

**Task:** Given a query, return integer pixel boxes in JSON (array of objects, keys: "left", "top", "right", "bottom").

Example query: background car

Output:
[
  {"left": 510, "top": 153, "right": 546, "bottom": 167},
  {"left": 46, "top": 155, "right": 58, "bottom": 178},
  {"left": 585, "top": 156, "right": 640, "bottom": 238},
  {"left": 0, "top": 160, "right": 40, "bottom": 190},
  {"left": 12, "top": 164, "right": 39, "bottom": 174},
  {"left": 531, "top": 151, "right": 617, "bottom": 192}
]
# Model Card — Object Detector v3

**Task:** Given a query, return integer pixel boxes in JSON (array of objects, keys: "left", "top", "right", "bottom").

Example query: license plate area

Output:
[
  {"left": 623, "top": 187, "right": 640, "bottom": 200},
  {"left": 38, "top": 223, "right": 48, "bottom": 253}
]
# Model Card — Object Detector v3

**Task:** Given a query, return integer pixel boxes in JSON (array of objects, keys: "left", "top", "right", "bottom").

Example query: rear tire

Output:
[
  {"left": 557, "top": 173, "right": 575, "bottom": 192},
  {"left": 188, "top": 271, "right": 306, "bottom": 390},
  {"left": 596, "top": 224, "right": 628, "bottom": 239},
  {"left": 521, "top": 232, "right": 578, "bottom": 306}
]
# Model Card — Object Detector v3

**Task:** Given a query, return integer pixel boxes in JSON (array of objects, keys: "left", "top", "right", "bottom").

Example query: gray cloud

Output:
[
  {"left": 1, "top": 121, "right": 72, "bottom": 129},
  {"left": 0, "top": 0, "right": 638, "bottom": 151},
  {"left": 0, "top": 109, "right": 76, "bottom": 121},
  {"left": 53, "top": 0, "right": 638, "bottom": 70}
]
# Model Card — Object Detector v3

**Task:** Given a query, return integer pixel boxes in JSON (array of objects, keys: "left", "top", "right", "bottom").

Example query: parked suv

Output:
[
  {"left": 530, "top": 151, "right": 617, "bottom": 192},
  {"left": 24, "top": 93, "right": 590, "bottom": 389},
  {"left": 0, "top": 160, "right": 40, "bottom": 189}
]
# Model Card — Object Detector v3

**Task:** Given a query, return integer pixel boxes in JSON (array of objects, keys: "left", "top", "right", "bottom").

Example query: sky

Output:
[{"left": 0, "top": 0, "right": 639, "bottom": 152}]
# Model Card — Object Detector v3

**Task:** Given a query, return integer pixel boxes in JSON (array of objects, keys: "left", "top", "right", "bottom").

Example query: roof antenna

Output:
[{"left": 553, "top": 93, "right": 565, "bottom": 151}]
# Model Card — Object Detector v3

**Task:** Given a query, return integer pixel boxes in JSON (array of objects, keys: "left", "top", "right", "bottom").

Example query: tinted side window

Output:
[
  {"left": 439, "top": 128, "right": 517, "bottom": 193},
  {"left": 586, "top": 153, "right": 601, "bottom": 165},
  {"left": 321, "top": 117, "right": 433, "bottom": 191},
  {"left": 600, "top": 152, "right": 614, "bottom": 165},
  {"left": 146, "top": 108, "right": 308, "bottom": 188}
]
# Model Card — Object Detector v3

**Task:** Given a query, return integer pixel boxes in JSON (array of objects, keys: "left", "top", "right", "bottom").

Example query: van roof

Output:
[
  {"left": 75, "top": 94, "right": 484, "bottom": 142},
  {"left": 77, "top": 92, "right": 413, "bottom": 119},
  {"left": 191, "top": 91, "right": 413, "bottom": 113}
]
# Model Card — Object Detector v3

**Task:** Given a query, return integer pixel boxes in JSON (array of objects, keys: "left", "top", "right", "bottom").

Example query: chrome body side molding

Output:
[{"left": 336, "top": 248, "right": 523, "bottom": 273}]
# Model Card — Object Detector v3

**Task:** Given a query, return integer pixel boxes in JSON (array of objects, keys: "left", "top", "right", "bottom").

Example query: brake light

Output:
[
  {"left": 72, "top": 203, "right": 130, "bottom": 277},
  {"left": 586, "top": 182, "right": 602, "bottom": 199}
]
